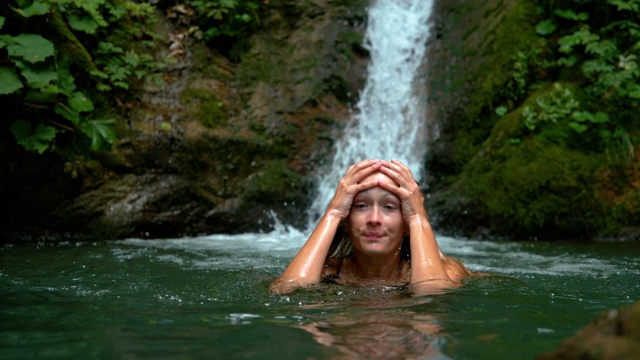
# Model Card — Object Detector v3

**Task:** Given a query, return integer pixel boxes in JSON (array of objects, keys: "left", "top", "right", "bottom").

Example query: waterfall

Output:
[{"left": 308, "top": 0, "right": 434, "bottom": 224}]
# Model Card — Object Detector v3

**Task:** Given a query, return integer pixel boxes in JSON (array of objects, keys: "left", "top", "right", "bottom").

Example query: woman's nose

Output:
[{"left": 367, "top": 206, "right": 382, "bottom": 224}]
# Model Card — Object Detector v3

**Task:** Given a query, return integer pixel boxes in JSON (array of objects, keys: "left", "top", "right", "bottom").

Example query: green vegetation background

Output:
[
  {"left": 426, "top": 0, "right": 639, "bottom": 240},
  {"left": 0, "top": 0, "right": 638, "bottom": 241}
]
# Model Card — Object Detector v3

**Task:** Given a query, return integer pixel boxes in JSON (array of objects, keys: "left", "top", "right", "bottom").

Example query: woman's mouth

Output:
[{"left": 364, "top": 232, "right": 384, "bottom": 239}]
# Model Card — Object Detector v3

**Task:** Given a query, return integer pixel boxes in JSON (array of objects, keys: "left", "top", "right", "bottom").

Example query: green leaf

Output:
[
  {"left": 0, "top": 34, "right": 11, "bottom": 49},
  {"left": 7, "top": 34, "right": 55, "bottom": 63},
  {"left": 609, "top": 0, "right": 640, "bottom": 12},
  {"left": 81, "top": 119, "right": 116, "bottom": 150},
  {"left": 0, "top": 66, "right": 24, "bottom": 94},
  {"left": 495, "top": 105, "right": 508, "bottom": 116},
  {"left": 237, "top": 13, "right": 252, "bottom": 22},
  {"left": 536, "top": 20, "right": 557, "bottom": 36},
  {"left": 582, "top": 60, "right": 615, "bottom": 75},
  {"left": 555, "top": 9, "right": 589, "bottom": 21},
  {"left": 627, "top": 84, "right": 640, "bottom": 99},
  {"left": 25, "top": 85, "right": 59, "bottom": 103},
  {"left": 15, "top": 1, "right": 50, "bottom": 17},
  {"left": 68, "top": 92, "right": 94, "bottom": 113},
  {"left": 220, "top": 0, "right": 238, "bottom": 8},
  {"left": 569, "top": 121, "right": 589, "bottom": 133},
  {"left": 571, "top": 111, "right": 593, "bottom": 122},
  {"left": 54, "top": 103, "right": 81, "bottom": 124},
  {"left": 113, "top": 81, "right": 129, "bottom": 89},
  {"left": 13, "top": 59, "right": 57, "bottom": 88},
  {"left": 574, "top": 28, "right": 599, "bottom": 45},
  {"left": 585, "top": 40, "right": 617, "bottom": 57},
  {"left": 57, "top": 63, "right": 76, "bottom": 96},
  {"left": 67, "top": 14, "right": 100, "bottom": 34},
  {"left": 558, "top": 35, "right": 581, "bottom": 54},
  {"left": 106, "top": 64, "right": 129, "bottom": 80},
  {"left": 123, "top": 50, "right": 139, "bottom": 67},
  {"left": 0, "top": 16, "right": 5, "bottom": 30},
  {"left": 592, "top": 111, "right": 610, "bottom": 123},
  {"left": 558, "top": 55, "right": 579, "bottom": 67},
  {"left": 89, "top": 69, "right": 110, "bottom": 79},
  {"left": 10, "top": 120, "right": 57, "bottom": 154},
  {"left": 96, "top": 83, "right": 111, "bottom": 91},
  {"left": 96, "top": 42, "right": 124, "bottom": 55}
]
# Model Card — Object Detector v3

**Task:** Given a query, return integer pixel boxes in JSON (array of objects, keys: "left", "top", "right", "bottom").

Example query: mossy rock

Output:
[
  {"left": 428, "top": 0, "right": 543, "bottom": 175},
  {"left": 241, "top": 159, "right": 312, "bottom": 229},
  {"left": 455, "top": 138, "right": 603, "bottom": 239},
  {"left": 179, "top": 88, "right": 228, "bottom": 128}
]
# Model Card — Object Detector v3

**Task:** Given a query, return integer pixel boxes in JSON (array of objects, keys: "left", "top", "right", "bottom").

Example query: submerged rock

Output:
[{"left": 536, "top": 301, "right": 640, "bottom": 360}]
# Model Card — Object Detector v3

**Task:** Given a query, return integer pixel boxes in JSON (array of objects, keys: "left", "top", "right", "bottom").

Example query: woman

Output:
[{"left": 271, "top": 159, "right": 472, "bottom": 294}]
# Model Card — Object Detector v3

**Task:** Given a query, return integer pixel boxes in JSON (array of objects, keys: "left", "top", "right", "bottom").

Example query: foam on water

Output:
[{"left": 115, "top": 231, "right": 638, "bottom": 278}]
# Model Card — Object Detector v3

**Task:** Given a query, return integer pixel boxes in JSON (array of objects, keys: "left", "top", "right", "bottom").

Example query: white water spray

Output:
[{"left": 309, "top": 0, "right": 435, "bottom": 224}]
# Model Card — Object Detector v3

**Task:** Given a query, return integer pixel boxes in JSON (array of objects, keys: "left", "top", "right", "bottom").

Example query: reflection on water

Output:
[
  {"left": 301, "top": 308, "right": 445, "bottom": 360},
  {"left": 275, "top": 282, "right": 454, "bottom": 359},
  {"left": 1, "top": 231, "right": 639, "bottom": 359}
]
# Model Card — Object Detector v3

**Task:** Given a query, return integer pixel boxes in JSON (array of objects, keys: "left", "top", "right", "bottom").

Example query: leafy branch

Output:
[
  {"left": 0, "top": 0, "right": 167, "bottom": 153},
  {"left": 529, "top": 0, "right": 639, "bottom": 162}
]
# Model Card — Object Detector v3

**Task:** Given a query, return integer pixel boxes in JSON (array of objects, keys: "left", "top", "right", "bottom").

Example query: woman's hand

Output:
[
  {"left": 376, "top": 159, "right": 428, "bottom": 226},
  {"left": 325, "top": 159, "right": 383, "bottom": 220}
]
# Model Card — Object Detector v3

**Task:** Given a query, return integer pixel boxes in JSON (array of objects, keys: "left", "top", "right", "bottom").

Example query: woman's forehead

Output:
[
  {"left": 363, "top": 171, "right": 398, "bottom": 186},
  {"left": 356, "top": 187, "right": 398, "bottom": 199},
  {"left": 356, "top": 171, "right": 400, "bottom": 199}
]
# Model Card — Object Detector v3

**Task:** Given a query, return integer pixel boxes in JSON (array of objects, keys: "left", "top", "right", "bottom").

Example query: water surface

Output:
[{"left": 1, "top": 229, "right": 638, "bottom": 359}]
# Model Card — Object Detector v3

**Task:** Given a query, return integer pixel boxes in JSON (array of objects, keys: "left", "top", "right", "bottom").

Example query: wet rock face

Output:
[
  {"left": 536, "top": 301, "right": 640, "bottom": 360},
  {"left": 2, "top": 1, "right": 369, "bottom": 241}
]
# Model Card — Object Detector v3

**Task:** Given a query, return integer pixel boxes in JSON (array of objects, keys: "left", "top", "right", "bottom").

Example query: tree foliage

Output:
[
  {"left": 183, "top": 0, "right": 261, "bottom": 42},
  {"left": 440, "top": 0, "right": 640, "bottom": 239},
  {"left": 0, "top": 0, "right": 167, "bottom": 153},
  {"left": 0, "top": 0, "right": 266, "bottom": 154},
  {"left": 496, "top": 0, "right": 640, "bottom": 164}
]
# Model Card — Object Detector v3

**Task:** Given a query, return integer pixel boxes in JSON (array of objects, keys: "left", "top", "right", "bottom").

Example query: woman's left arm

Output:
[{"left": 378, "top": 160, "right": 463, "bottom": 287}]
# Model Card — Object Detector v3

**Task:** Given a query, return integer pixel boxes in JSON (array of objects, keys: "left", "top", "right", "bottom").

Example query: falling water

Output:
[{"left": 309, "top": 0, "right": 435, "bottom": 223}]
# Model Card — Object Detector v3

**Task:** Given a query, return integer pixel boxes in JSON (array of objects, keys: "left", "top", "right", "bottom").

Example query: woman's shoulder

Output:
[{"left": 443, "top": 255, "right": 472, "bottom": 282}]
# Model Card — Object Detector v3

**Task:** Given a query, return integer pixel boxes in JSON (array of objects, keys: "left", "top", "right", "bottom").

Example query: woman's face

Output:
[{"left": 346, "top": 172, "right": 406, "bottom": 257}]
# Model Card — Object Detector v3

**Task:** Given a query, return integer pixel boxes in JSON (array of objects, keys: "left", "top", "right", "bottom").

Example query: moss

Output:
[
  {"left": 610, "top": 190, "right": 640, "bottom": 228},
  {"left": 241, "top": 159, "right": 312, "bottom": 227},
  {"left": 429, "top": 1, "right": 543, "bottom": 177},
  {"left": 311, "top": 75, "right": 353, "bottom": 104},
  {"left": 339, "top": 29, "right": 363, "bottom": 45},
  {"left": 179, "top": 88, "right": 228, "bottom": 128},
  {"left": 236, "top": 47, "right": 286, "bottom": 86},
  {"left": 457, "top": 138, "right": 603, "bottom": 239},
  {"left": 469, "top": 1, "right": 540, "bottom": 117},
  {"left": 244, "top": 160, "right": 305, "bottom": 201},
  {"left": 448, "top": 81, "right": 611, "bottom": 239},
  {"left": 328, "top": 0, "right": 368, "bottom": 21},
  {"left": 189, "top": 43, "right": 235, "bottom": 79}
]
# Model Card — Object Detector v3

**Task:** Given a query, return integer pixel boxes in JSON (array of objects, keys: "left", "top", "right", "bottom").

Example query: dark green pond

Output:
[{"left": 1, "top": 229, "right": 638, "bottom": 359}]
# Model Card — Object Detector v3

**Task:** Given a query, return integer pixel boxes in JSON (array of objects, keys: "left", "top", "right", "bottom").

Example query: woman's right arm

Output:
[
  {"left": 271, "top": 212, "right": 342, "bottom": 293},
  {"left": 271, "top": 160, "right": 382, "bottom": 293}
]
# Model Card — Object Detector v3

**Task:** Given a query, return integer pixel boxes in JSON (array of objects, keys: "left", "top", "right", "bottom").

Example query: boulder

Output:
[{"left": 537, "top": 301, "right": 640, "bottom": 360}]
